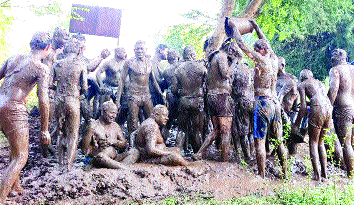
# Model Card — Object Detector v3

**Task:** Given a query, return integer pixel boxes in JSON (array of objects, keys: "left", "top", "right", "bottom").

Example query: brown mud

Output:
[{"left": 0, "top": 108, "right": 349, "bottom": 205}]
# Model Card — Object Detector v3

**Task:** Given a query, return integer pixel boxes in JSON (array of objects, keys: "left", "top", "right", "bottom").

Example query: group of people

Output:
[{"left": 0, "top": 18, "right": 354, "bottom": 204}]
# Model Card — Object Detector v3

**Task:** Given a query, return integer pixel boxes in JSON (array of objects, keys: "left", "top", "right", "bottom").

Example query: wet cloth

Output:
[
  {"left": 253, "top": 96, "right": 281, "bottom": 139},
  {"left": 333, "top": 105, "right": 354, "bottom": 137},
  {"left": 206, "top": 93, "right": 234, "bottom": 117},
  {"left": 0, "top": 100, "right": 28, "bottom": 136}
]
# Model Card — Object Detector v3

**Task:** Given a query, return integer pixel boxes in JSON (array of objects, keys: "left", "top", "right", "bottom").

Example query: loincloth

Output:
[
  {"left": 206, "top": 93, "right": 234, "bottom": 117},
  {"left": 233, "top": 97, "right": 254, "bottom": 136},
  {"left": 308, "top": 103, "right": 332, "bottom": 130},
  {"left": 128, "top": 91, "right": 153, "bottom": 107},
  {"left": 333, "top": 105, "right": 354, "bottom": 137},
  {"left": 179, "top": 96, "right": 204, "bottom": 113},
  {"left": 101, "top": 83, "right": 118, "bottom": 99},
  {"left": 0, "top": 100, "right": 28, "bottom": 136},
  {"left": 253, "top": 96, "right": 281, "bottom": 139}
]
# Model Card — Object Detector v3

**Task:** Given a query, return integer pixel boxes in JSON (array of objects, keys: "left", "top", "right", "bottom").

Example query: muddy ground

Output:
[{"left": 0, "top": 108, "right": 350, "bottom": 205}]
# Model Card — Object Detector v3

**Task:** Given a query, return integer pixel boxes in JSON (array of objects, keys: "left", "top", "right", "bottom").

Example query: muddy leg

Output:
[
  {"left": 128, "top": 101, "right": 140, "bottom": 135},
  {"left": 0, "top": 126, "right": 29, "bottom": 204},
  {"left": 318, "top": 128, "right": 328, "bottom": 179},
  {"left": 240, "top": 135, "right": 251, "bottom": 160},
  {"left": 116, "top": 149, "right": 140, "bottom": 164},
  {"left": 193, "top": 116, "right": 218, "bottom": 160},
  {"left": 308, "top": 125, "right": 321, "bottom": 181},
  {"left": 219, "top": 117, "right": 232, "bottom": 162},
  {"left": 66, "top": 103, "right": 81, "bottom": 171}
]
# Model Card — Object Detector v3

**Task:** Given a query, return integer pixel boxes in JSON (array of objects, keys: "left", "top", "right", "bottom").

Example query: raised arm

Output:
[
  {"left": 249, "top": 20, "right": 274, "bottom": 55},
  {"left": 327, "top": 68, "right": 339, "bottom": 105},
  {"left": 37, "top": 65, "right": 51, "bottom": 145},
  {"left": 87, "top": 49, "right": 110, "bottom": 72}
]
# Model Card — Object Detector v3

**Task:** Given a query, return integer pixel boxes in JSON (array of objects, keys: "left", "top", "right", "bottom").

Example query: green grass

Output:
[{"left": 139, "top": 181, "right": 354, "bottom": 205}]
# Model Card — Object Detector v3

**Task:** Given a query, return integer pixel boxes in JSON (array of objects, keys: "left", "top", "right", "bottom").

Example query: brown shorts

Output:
[
  {"left": 206, "top": 93, "right": 234, "bottom": 117},
  {"left": 0, "top": 101, "right": 28, "bottom": 136},
  {"left": 333, "top": 105, "right": 354, "bottom": 138}
]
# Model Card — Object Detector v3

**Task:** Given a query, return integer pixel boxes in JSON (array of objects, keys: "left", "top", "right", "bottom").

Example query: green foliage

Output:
[
  {"left": 0, "top": 7, "right": 13, "bottom": 63},
  {"left": 163, "top": 23, "right": 213, "bottom": 59}
]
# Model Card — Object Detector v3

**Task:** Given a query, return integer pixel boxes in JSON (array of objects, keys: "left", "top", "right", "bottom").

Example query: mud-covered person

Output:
[
  {"left": 225, "top": 18, "right": 287, "bottom": 179},
  {"left": 0, "top": 32, "right": 51, "bottom": 204},
  {"left": 193, "top": 39, "right": 237, "bottom": 162},
  {"left": 292, "top": 70, "right": 332, "bottom": 181},
  {"left": 95, "top": 47, "right": 127, "bottom": 118},
  {"left": 150, "top": 44, "right": 169, "bottom": 106},
  {"left": 231, "top": 48, "right": 255, "bottom": 161},
  {"left": 117, "top": 41, "right": 164, "bottom": 135},
  {"left": 52, "top": 37, "right": 88, "bottom": 171},
  {"left": 82, "top": 101, "right": 139, "bottom": 169},
  {"left": 133, "top": 105, "right": 188, "bottom": 166},
  {"left": 327, "top": 49, "right": 354, "bottom": 178},
  {"left": 171, "top": 46, "right": 207, "bottom": 154}
]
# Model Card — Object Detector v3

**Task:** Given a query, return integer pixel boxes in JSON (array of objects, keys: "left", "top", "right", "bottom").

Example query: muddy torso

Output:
[
  {"left": 331, "top": 64, "right": 354, "bottom": 107},
  {"left": 0, "top": 54, "right": 48, "bottom": 104},
  {"left": 53, "top": 56, "right": 86, "bottom": 97},
  {"left": 300, "top": 79, "right": 331, "bottom": 111},
  {"left": 232, "top": 62, "right": 254, "bottom": 101},
  {"left": 206, "top": 51, "right": 233, "bottom": 95},
  {"left": 176, "top": 60, "right": 206, "bottom": 97},
  {"left": 276, "top": 72, "right": 297, "bottom": 95},
  {"left": 103, "top": 59, "right": 125, "bottom": 87},
  {"left": 253, "top": 55, "right": 273, "bottom": 97},
  {"left": 126, "top": 57, "right": 152, "bottom": 94},
  {"left": 135, "top": 118, "right": 164, "bottom": 155}
]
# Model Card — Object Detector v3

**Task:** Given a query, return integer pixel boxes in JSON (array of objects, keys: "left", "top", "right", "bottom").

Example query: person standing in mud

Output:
[
  {"left": 193, "top": 39, "right": 237, "bottom": 162},
  {"left": 117, "top": 40, "right": 164, "bottom": 135},
  {"left": 0, "top": 32, "right": 51, "bottom": 204},
  {"left": 231, "top": 49, "right": 255, "bottom": 161},
  {"left": 225, "top": 18, "right": 287, "bottom": 178},
  {"left": 171, "top": 46, "right": 207, "bottom": 154},
  {"left": 133, "top": 105, "right": 188, "bottom": 166},
  {"left": 327, "top": 49, "right": 354, "bottom": 178},
  {"left": 82, "top": 101, "right": 139, "bottom": 169},
  {"left": 52, "top": 37, "right": 88, "bottom": 171},
  {"left": 161, "top": 49, "right": 181, "bottom": 140},
  {"left": 150, "top": 44, "right": 169, "bottom": 106},
  {"left": 95, "top": 47, "right": 127, "bottom": 118},
  {"left": 292, "top": 70, "right": 332, "bottom": 181}
]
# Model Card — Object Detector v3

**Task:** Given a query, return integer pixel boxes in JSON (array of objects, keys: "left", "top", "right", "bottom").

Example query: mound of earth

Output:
[{"left": 0, "top": 108, "right": 349, "bottom": 205}]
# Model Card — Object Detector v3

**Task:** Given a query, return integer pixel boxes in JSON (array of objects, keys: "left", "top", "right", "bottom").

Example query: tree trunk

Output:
[{"left": 242, "top": 0, "right": 265, "bottom": 18}]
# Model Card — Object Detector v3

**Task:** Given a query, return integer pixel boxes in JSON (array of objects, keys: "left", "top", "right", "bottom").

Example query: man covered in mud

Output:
[
  {"left": 225, "top": 18, "right": 287, "bottom": 178},
  {"left": 52, "top": 37, "right": 88, "bottom": 171},
  {"left": 117, "top": 40, "right": 164, "bottom": 135},
  {"left": 133, "top": 105, "right": 188, "bottom": 166},
  {"left": 231, "top": 49, "right": 255, "bottom": 161},
  {"left": 82, "top": 101, "right": 139, "bottom": 169},
  {"left": 95, "top": 47, "right": 127, "bottom": 117},
  {"left": 327, "top": 49, "right": 354, "bottom": 178},
  {"left": 171, "top": 46, "right": 207, "bottom": 154},
  {"left": 0, "top": 32, "right": 51, "bottom": 204},
  {"left": 150, "top": 44, "right": 169, "bottom": 106},
  {"left": 292, "top": 70, "right": 332, "bottom": 181},
  {"left": 193, "top": 39, "right": 237, "bottom": 162}
]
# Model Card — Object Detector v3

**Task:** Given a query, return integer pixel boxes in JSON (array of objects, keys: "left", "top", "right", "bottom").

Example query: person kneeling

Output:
[{"left": 82, "top": 101, "right": 139, "bottom": 169}]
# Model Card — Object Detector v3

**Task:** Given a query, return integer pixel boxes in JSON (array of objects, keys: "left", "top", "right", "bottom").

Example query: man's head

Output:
[
  {"left": 331, "top": 48, "right": 347, "bottom": 66},
  {"left": 71, "top": 33, "right": 86, "bottom": 53},
  {"left": 156, "top": 44, "right": 168, "bottom": 60},
  {"left": 167, "top": 49, "right": 180, "bottom": 65},
  {"left": 253, "top": 39, "right": 269, "bottom": 56},
  {"left": 115, "top": 47, "right": 127, "bottom": 60},
  {"left": 101, "top": 100, "right": 118, "bottom": 124},
  {"left": 30, "top": 31, "right": 51, "bottom": 58},
  {"left": 134, "top": 40, "right": 147, "bottom": 60},
  {"left": 221, "top": 38, "right": 240, "bottom": 58},
  {"left": 63, "top": 37, "right": 82, "bottom": 55},
  {"left": 299, "top": 69, "right": 313, "bottom": 82},
  {"left": 183, "top": 45, "right": 196, "bottom": 61},
  {"left": 151, "top": 105, "right": 169, "bottom": 126},
  {"left": 52, "top": 27, "right": 69, "bottom": 50},
  {"left": 278, "top": 56, "right": 286, "bottom": 73}
]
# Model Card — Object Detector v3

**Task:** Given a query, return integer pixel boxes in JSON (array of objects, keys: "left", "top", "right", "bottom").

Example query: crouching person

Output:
[
  {"left": 82, "top": 100, "right": 139, "bottom": 169},
  {"left": 133, "top": 105, "right": 188, "bottom": 166}
]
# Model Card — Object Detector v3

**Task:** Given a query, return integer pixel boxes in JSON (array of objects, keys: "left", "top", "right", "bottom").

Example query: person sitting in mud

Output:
[
  {"left": 117, "top": 41, "right": 164, "bottom": 135},
  {"left": 150, "top": 44, "right": 169, "bottom": 106},
  {"left": 52, "top": 37, "right": 88, "bottom": 171},
  {"left": 171, "top": 46, "right": 207, "bottom": 154},
  {"left": 225, "top": 18, "right": 287, "bottom": 179},
  {"left": 95, "top": 47, "right": 127, "bottom": 118},
  {"left": 292, "top": 70, "right": 332, "bottom": 181},
  {"left": 0, "top": 32, "right": 51, "bottom": 204},
  {"left": 133, "top": 105, "right": 188, "bottom": 166},
  {"left": 327, "top": 48, "right": 354, "bottom": 178},
  {"left": 231, "top": 48, "right": 255, "bottom": 161},
  {"left": 193, "top": 39, "right": 237, "bottom": 162},
  {"left": 82, "top": 101, "right": 139, "bottom": 169}
]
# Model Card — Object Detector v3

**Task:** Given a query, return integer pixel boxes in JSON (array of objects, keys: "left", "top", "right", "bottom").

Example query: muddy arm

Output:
[
  {"left": 82, "top": 125, "right": 96, "bottom": 156},
  {"left": 217, "top": 52, "right": 234, "bottom": 79},
  {"left": 87, "top": 49, "right": 110, "bottom": 72},
  {"left": 293, "top": 83, "right": 307, "bottom": 131},
  {"left": 0, "top": 59, "right": 7, "bottom": 80},
  {"left": 327, "top": 68, "right": 339, "bottom": 105},
  {"left": 145, "top": 125, "right": 170, "bottom": 156},
  {"left": 150, "top": 68, "right": 164, "bottom": 98},
  {"left": 250, "top": 20, "right": 275, "bottom": 55},
  {"left": 37, "top": 65, "right": 51, "bottom": 145},
  {"left": 95, "top": 61, "right": 107, "bottom": 89},
  {"left": 80, "top": 66, "right": 89, "bottom": 95},
  {"left": 116, "top": 61, "right": 129, "bottom": 109},
  {"left": 114, "top": 127, "right": 128, "bottom": 150}
]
